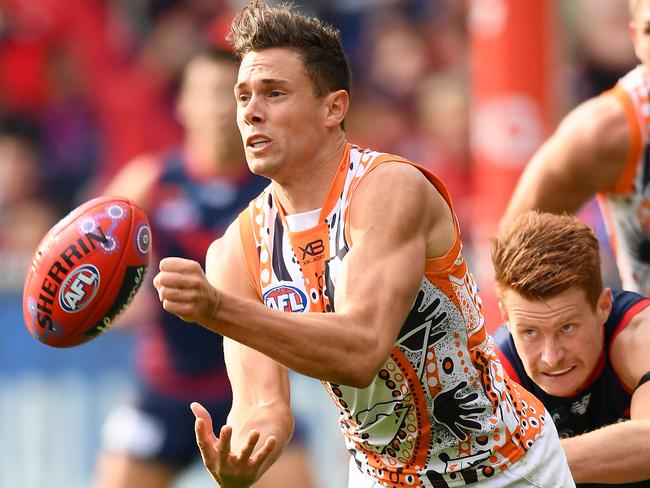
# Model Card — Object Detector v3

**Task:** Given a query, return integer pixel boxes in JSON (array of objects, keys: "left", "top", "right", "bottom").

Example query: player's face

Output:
[
  {"left": 235, "top": 47, "right": 331, "bottom": 180},
  {"left": 178, "top": 57, "right": 241, "bottom": 161},
  {"left": 630, "top": 0, "right": 650, "bottom": 67},
  {"left": 501, "top": 286, "right": 611, "bottom": 398}
]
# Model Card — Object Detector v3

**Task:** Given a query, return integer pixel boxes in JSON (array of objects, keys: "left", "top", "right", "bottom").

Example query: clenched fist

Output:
[{"left": 153, "top": 257, "right": 221, "bottom": 325}]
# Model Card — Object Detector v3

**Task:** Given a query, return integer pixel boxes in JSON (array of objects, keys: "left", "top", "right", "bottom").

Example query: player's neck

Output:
[{"left": 273, "top": 135, "right": 347, "bottom": 214}]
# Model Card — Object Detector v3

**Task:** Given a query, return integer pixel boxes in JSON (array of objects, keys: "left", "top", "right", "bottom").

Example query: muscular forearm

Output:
[
  {"left": 561, "top": 420, "right": 650, "bottom": 483},
  {"left": 208, "top": 292, "right": 387, "bottom": 388}
]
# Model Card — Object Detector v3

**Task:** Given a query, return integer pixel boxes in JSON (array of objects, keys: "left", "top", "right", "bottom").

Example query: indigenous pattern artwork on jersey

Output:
[
  {"left": 601, "top": 65, "right": 650, "bottom": 296},
  {"left": 239, "top": 145, "right": 545, "bottom": 487}
]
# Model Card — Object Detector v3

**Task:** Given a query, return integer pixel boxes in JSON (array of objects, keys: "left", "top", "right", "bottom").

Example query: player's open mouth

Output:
[
  {"left": 247, "top": 135, "right": 271, "bottom": 150},
  {"left": 542, "top": 366, "right": 576, "bottom": 377}
]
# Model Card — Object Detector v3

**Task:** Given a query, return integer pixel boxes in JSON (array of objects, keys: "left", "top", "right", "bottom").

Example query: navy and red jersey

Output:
[
  {"left": 494, "top": 290, "right": 650, "bottom": 488},
  {"left": 136, "top": 147, "right": 269, "bottom": 402}
]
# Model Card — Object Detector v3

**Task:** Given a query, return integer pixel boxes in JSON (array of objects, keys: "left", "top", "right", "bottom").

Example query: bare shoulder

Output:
[
  {"left": 351, "top": 162, "right": 454, "bottom": 257},
  {"left": 559, "top": 93, "right": 630, "bottom": 166},
  {"left": 610, "top": 305, "right": 650, "bottom": 388},
  {"left": 358, "top": 162, "right": 447, "bottom": 207},
  {"left": 206, "top": 219, "right": 258, "bottom": 299},
  {"left": 103, "top": 154, "right": 163, "bottom": 207}
]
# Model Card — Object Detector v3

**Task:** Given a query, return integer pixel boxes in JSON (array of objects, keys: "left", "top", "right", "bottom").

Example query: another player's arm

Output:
[
  {"left": 499, "top": 93, "right": 631, "bottom": 233},
  {"left": 102, "top": 154, "right": 163, "bottom": 209},
  {"left": 157, "top": 163, "right": 454, "bottom": 387},
  {"left": 560, "top": 305, "right": 650, "bottom": 484}
]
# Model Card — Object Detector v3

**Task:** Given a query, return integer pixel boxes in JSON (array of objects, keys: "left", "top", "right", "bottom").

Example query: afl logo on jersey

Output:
[
  {"left": 263, "top": 285, "right": 307, "bottom": 312},
  {"left": 59, "top": 264, "right": 101, "bottom": 313}
]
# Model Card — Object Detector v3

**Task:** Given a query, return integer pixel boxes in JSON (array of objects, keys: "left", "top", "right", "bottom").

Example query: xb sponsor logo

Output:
[
  {"left": 263, "top": 284, "right": 307, "bottom": 312},
  {"left": 299, "top": 239, "right": 325, "bottom": 265},
  {"left": 59, "top": 264, "right": 101, "bottom": 313}
]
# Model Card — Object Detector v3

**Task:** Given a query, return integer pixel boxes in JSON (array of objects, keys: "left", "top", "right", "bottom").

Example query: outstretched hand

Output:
[
  {"left": 191, "top": 402, "right": 278, "bottom": 488},
  {"left": 153, "top": 257, "right": 220, "bottom": 325}
]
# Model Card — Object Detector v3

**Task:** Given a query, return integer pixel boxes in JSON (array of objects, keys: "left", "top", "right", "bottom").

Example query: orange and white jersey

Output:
[
  {"left": 238, "top": 144, "right": 545, "bottom": 487},
  {"left": 601, "top": 65, "right": 650, "bottom": 295}
]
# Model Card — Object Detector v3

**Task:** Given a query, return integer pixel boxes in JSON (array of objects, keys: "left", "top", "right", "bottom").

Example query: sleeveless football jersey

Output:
[
  {"left": 494, "top": 290, "right": 650, "bottom": 488},
  {"left": 137, "top": 148, "right": 269, "bottom": 401},
  {"left": 600, "top": 65, "right": 650, "bottom": 295},
  {"left": 238, "top": 144, "right": 546, "bottom": 487}
]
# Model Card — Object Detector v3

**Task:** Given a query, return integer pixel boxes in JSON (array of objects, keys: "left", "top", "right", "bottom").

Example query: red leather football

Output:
[{"left": 22, "top": 196, "right": 152, "bottom": 347}]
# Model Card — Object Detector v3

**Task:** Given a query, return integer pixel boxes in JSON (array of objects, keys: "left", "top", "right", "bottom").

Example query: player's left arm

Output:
[{"left": 561, "top": 305, "right": 650, "bottom": 484}]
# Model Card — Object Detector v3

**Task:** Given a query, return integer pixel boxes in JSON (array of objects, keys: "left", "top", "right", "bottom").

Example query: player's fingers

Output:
[
  {"left": 159, "top": 256, "right": 201, "bottom": 273},
  {"left": 190, "top": 402, "right": 212, "bottom": 426},
  {"left": 194, "top": 417, "right": 219, "bottom": 468},
  {"left": 161, "top": 299, "right": 182, "bottom": 314},
  {"left": 158, "top": 286, "right": 189, "bottom": 302},
  {"left": 249, "top": 435, "right": 277, "bottom": 467},
  {"left": 154, "top": 271, "right": 190, "bottom": 289},
  {"left": 237, "top": 429, "right": 261, "bottom": 461},
  {"left": 218, "top": 425, "right": 233, "bottom": 465}
]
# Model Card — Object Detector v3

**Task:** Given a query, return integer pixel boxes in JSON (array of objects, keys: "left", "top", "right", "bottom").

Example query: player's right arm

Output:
[
  {"left": 192, "top": 221, "right": 293, "bottom": 487},
  {"left": 499, "top": 92, "right": 631, "bottom": 233}
]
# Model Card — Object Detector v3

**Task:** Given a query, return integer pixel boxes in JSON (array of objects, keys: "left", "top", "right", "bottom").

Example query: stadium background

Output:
[{"left": 0, "top": 0, "right": 636, "bottom": 486}]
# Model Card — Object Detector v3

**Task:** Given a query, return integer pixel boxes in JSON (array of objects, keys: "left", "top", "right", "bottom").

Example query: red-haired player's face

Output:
[
  {"left": 234, "top": 47, "right": 330, "bottom": 181},
  {"left": 501, "top": 286, "right": 611, "bottom": 398}
]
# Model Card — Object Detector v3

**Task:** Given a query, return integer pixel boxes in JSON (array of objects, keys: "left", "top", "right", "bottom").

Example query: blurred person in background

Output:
[
  {"left": 567, "top": 0, "right": 638, "bottom": 100},
  {"left": 500, "top": 0, "right": 650, "bottom": 297},
  {"left": 94, "top": 45, "right": 314, "bottom": 488},
  {"left": 0, "top": 115, "right": 59, "bottom": 291},
  {"left": 492, "top": 211, "right": 650, "bottom": 487}
]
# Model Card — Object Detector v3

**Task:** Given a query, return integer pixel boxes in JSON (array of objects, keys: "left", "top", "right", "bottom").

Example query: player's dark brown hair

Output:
[
  {"left": 491, "top": 211, "right": 602, "bottom": 308},
  {"left": 227, "top": 0, "right": 350, "bottom": 99}
]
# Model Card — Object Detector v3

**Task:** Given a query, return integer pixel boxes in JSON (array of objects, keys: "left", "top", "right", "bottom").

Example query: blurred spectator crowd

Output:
[{"left": 0, "top": 0, "right": 639, "bottom": 287}]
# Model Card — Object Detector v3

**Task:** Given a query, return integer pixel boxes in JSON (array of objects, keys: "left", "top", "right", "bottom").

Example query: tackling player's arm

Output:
[
  {"left": 560, "top": 305, "right": 650, "bottom": 484},
  {"left": 192, "top": 222, "right": 294, "bottom": 487},
  {"left": 499, "top": 93, "right": 631, "bottom": 233},
  {"left": 155, "top": 162, "right": 455, "bottom": 388}
]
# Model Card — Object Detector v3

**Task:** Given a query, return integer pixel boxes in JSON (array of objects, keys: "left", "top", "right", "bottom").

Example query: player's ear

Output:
[
  {"left": 498, "top": 300, "right": 510, "bottom": 326},
  {"left": 596, "top": 288, "right": 613, "bottom": 326},
  {"left": 324, "top": 89, "right": 349, "bottom": 128},
  {"left": 496, "top": 286, "right": 509, "bottom": 324}
]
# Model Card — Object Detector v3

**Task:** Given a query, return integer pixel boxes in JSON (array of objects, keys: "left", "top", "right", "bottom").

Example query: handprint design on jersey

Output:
[{"left": 239, "top": 145, "right": 546, "bottom": 487}]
